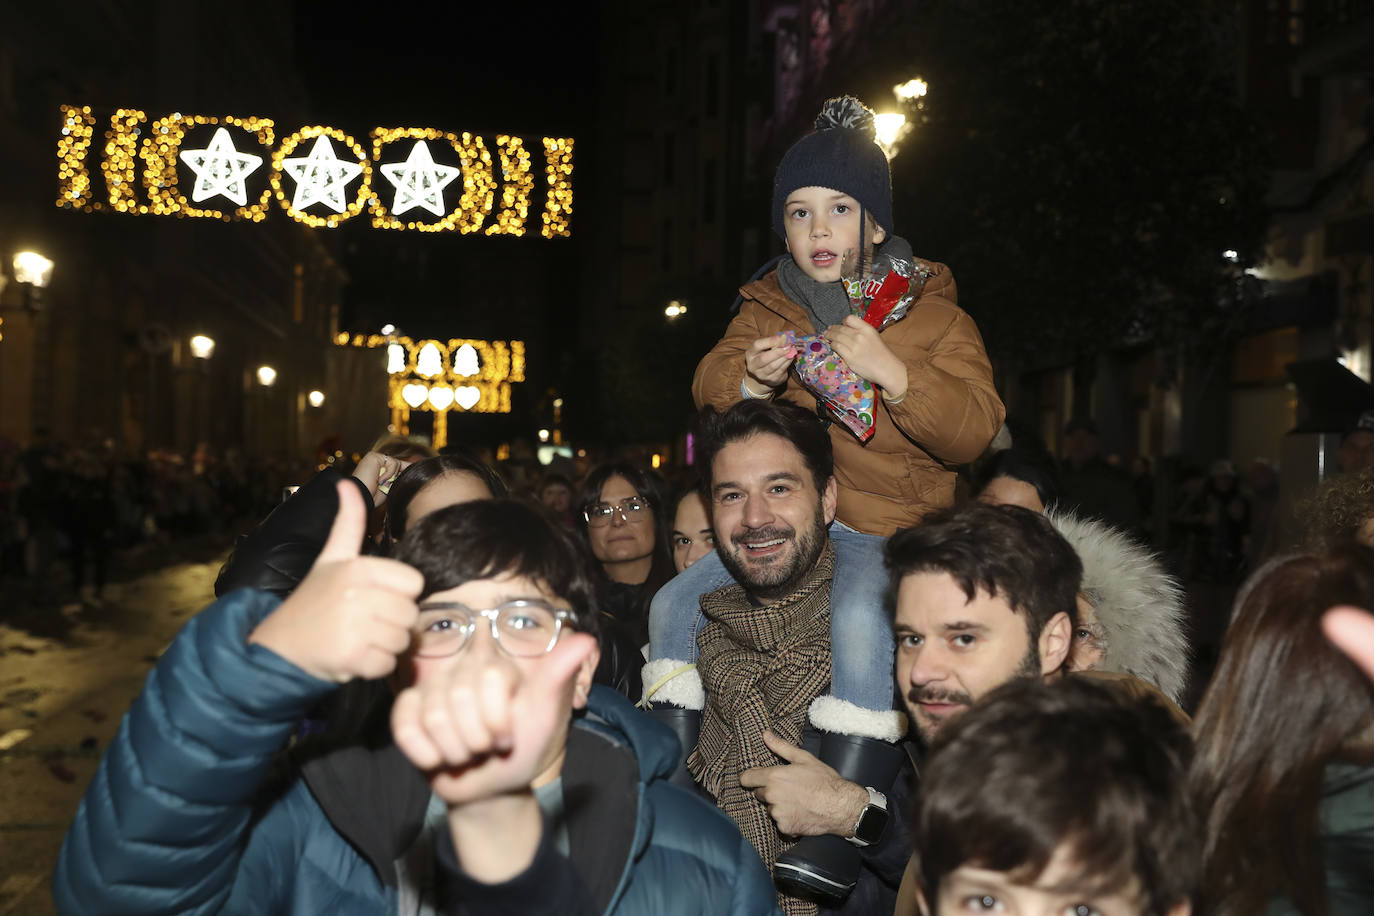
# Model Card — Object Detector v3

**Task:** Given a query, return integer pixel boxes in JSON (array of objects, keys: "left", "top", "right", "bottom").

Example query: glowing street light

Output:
[
  {"left": 894, "top": 78, "right": 929, "bottom": 102},
  {"left": 257, "top": 365, "right": 278, "bottom": 387},
  {"left": 873, "top": 113, "right": 909, "bottom": 159},
  {"left": 189, "top": 335, "right": 216, "bottom": 359},
  {"left": 537, "top": 428, "right": 551, "bottom": 442},
  {"left": 308, "top": 389, "right": 325, "bottom": 407},
  {"left": 665, "top": 300, "right": 687, "bottom": 320},
  {"left": 380, "top": 323, "right": 396, "bottom": 336},
  {"left": 12, "top": 251, "right": 54, "bottom": 288}
]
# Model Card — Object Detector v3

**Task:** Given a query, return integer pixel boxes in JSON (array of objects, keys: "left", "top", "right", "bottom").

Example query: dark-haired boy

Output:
[{"left": 902, "top": 677, "right": 1198, "bottom": 916}]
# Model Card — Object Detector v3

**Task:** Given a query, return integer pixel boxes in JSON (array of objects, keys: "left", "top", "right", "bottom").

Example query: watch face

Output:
[{"left": 855, "top": 803, "right": 889, "bottom": 845}]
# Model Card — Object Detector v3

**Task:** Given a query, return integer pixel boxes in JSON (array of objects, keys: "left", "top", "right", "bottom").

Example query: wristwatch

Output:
[{"left": 846, "top": 786, "right": 889, "bottom": 847}]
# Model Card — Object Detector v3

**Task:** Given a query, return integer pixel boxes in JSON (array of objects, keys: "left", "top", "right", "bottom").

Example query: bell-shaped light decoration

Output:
[{"left": 453, "top": 343, "right": 480, "bottom": 377}]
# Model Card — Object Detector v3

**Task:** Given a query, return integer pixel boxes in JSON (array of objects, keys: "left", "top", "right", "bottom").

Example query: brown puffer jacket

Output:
[{"left": 693, "top": 265, "right": 1004, "bottom": 536}]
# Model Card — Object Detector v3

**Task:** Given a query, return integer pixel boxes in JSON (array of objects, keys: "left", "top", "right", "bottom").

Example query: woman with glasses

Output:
[
  {"left": 576, "top": 462, "right": 675, "bottom": 660},
  {"left": 55, "top": 488, "right": 780, "bottom": 915}
]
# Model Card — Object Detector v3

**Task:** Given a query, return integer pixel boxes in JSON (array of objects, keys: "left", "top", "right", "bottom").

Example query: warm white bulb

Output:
[
  {"left": 308, "top": 389, "right": 325, "bottom": 407},
  {"left": 13, "top": 251, "right": 54, "bottom": 288},
  {"left": 873, "top": 113, "right": 908, "bottom": 148},
  {"left": 189, "top": 335, "right": 216, "bottom": 359},
  {"left": 257, "top": 365, "right": 277, "bottom": 386},
  {"left": 894, "top": 78, "right": 929, "bottom": 101}
]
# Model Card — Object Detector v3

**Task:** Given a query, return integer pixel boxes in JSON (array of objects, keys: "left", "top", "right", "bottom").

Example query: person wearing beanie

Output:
[{"left": 644, "top": 96, "right": 1004, "bottom": 912}]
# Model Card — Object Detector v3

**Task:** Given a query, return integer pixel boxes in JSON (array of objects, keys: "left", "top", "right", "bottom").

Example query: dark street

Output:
[{"left": 0, "top": 545, "right": 226, "bottom": 916}]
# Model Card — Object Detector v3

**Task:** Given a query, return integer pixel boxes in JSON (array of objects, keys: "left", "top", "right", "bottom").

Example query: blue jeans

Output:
[{"left": 648, "top": 522, "right": 894, "bottom": 711}]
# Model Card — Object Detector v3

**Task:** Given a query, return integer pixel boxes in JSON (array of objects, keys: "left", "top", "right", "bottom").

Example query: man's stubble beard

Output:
[
  {"left": 717, "top": 501, "right": 829, "bottom": 603},
  {"left": 907, "top": 641, "right": 1043, "bottom": 745}
]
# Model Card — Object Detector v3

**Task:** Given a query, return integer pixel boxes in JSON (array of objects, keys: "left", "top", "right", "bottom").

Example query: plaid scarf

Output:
[{"left": 689, "top": 543, "right": 835, "bottom": 916}]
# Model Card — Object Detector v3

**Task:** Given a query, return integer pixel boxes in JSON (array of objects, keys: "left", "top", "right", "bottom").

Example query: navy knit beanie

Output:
[{"left": 772, "top": 95, "right": 893, "bottom": 238}]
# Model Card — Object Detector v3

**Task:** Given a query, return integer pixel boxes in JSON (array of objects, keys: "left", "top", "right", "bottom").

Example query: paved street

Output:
[{"left": 0, "top": 543, "right": 229, "bottom": 916}]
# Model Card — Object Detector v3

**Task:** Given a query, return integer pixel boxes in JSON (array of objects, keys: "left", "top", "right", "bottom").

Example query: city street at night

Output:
[
  {"left": 3, "top": 0, "right": 1374, "bottom": 912},
  {"left": 0, "top": 546, "right": 225, "bottom": 916}
]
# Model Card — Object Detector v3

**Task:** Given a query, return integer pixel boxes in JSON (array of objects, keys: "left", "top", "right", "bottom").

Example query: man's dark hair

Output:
[
  {"left": 695, "top": 400, "right": 834, "bottom": 494},
  {"left": 885, "top": 504, "right": 1081, "bottom": 638},
  {"left": 914, "top": 677, "right": 1200, "bottom": 916},
  {"left": 395, "top": 498, "right": 599, "bottom": 636}
]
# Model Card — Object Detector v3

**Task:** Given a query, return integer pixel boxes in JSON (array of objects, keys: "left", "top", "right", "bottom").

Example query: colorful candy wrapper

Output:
[
  {"left": 782, "top": 330, "right": 877, "bottom": 442},
  {"left": 783, "top": 251, "right": 932, "bottom": 442},
  {"left": 842, "top": 250, "right": 927, "bottom": 330}
]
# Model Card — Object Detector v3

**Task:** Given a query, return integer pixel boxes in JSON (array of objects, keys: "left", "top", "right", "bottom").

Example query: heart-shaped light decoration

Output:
[
  {"left": 453, "top": 343, "right": 480, "bottom": 378},
  {"left": 402, "top": 383, "right": 429, "bottom": 408},
  {"left": 455, "top": 385, "right": 481, "bottom": 410},
  {"left": 428, "top": 385, "right": 455, "bottom": 410}
]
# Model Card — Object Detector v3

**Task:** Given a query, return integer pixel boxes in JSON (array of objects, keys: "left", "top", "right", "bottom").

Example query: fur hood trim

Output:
[
  {"left": 639, "top": 659, "right": 705, "bottom": 710},
  {"left": 1047, "top": 511, "right": 1190, "bottom": 703}
]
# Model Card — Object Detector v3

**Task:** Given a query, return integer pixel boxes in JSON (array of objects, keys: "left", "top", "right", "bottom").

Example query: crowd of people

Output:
[
  {"left": 0, "top": 432, "right": 310, "bottom": 609},
  {"left": 44, "top": 96, "right": 1374, "bottom": 915}
]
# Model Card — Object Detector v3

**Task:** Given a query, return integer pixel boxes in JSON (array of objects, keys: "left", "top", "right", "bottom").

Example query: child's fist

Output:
[
  {"left": 825, "top": 316, "right": 908, "bottom": 396},
  {"left": 745, "top": 333, "right": 795, "bottom": 391},
  {"left": 391, "top": 630, "right": 599, "bottom": 806},
  {"left": 248, "top": 480, "right": 423, "bottom": 682}
]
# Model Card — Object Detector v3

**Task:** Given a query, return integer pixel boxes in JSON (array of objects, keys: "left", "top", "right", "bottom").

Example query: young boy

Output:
[
  {"left": 644, "top": 95, "right": 1004, "bottom": 892},
  {"left": 54, "top": 485, "right": 779, "bottom": 915},
  {"left": 902, "top": 677, "right": 1198, "bottom": 916}
]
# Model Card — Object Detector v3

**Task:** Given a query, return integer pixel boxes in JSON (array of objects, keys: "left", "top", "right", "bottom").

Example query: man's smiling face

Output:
[
  {"left": 782, "top": 186, "right": 886, "bottom": 283},
  {"left": 709, "top": 432, "right": 836, "bottom": 602}
]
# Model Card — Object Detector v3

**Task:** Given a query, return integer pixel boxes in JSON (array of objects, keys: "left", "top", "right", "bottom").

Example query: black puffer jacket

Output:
[{"left": 215, "top": 468, "right": 374, "bottom": 599}]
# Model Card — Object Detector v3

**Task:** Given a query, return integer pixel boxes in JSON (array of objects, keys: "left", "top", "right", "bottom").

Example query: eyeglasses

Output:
[
  {"left": 413, "top": 600, "right": 572, "bottom": 658},
  {"left": 583, "top": 495, "right": 651, "bottom": 527}
]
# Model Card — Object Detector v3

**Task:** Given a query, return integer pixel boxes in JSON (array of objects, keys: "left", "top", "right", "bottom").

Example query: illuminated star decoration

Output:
[
  {"left": 380, "top": 141, "right": 461, "bottom": 217},
  {"left": 281, "top": 136, "right": 364, "bottom": 213},
  {"left": 178, "top": 127, "right": 263, "bottom": 206}
]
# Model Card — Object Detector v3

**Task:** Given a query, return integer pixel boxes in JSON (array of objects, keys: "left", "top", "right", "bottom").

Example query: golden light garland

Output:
[
  {"left": 55, "top": 104, "right": 572, "bottom": 236},
  {"left": 103, "top": 109, "right": 146, "bottom": 212},
  {"left": 369, "top": 127, "right": 496, "bottom": 233},
  {"left": 485, "top": 135, "right": 533, "bottom": 236},
  {"left": 139, "top": 114, "right": 276, "bottom": 220},
  {"left": 269, "top": 125, "right": 372, "bottom": 228},
  {"left": 55, "top": 105, "right": 97, "bottom": 211},
  {"left": 541, "top": 137, "right": 574, "bottom": 239}
]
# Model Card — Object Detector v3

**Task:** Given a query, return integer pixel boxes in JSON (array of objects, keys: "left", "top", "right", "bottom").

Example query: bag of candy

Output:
[{"left": 782, "top": 331, "right": 877, "bottom": 442}]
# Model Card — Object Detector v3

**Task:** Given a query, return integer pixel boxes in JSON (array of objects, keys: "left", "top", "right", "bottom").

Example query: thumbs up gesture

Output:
[{"left": 248, "top": 480, "right": 424, "bottom": 682}]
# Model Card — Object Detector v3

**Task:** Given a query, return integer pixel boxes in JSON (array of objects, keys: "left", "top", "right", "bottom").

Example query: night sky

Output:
[{"left": 289, "top": 0, "right": 604, "bottom": 338}]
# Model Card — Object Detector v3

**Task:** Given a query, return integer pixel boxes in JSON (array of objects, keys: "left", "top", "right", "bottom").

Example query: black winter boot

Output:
[
  {"left": 772, "top": 733, "right": 904, "bottom": 904},
  {"left": 649, "top": 705, "right": 702, "bottom": 788}
]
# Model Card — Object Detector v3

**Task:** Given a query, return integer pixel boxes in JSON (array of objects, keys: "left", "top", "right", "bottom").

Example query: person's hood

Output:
[
  {"left": 298, "top": 684, "right": 671, "bottom": 894},
  {"left": 1048, "top": 510, "right": 1190, "bottom": 703},
  {"left": 577, "top": 684, "right": 682, "bottom": 785}
]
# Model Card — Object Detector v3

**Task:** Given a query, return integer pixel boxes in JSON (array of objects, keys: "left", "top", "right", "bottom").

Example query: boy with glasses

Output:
[{"left": 55, "top": 485, "right": 778, "bottom": 915}]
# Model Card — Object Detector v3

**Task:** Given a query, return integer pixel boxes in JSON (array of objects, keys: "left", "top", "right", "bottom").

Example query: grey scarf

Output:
[{"left": 777, "top": 234, "right": 915, "bottom": 332}]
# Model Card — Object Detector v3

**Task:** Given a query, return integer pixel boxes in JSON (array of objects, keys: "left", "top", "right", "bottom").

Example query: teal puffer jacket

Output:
[{"left": 53, "top": 589, "right": 780, "bottom": 915}]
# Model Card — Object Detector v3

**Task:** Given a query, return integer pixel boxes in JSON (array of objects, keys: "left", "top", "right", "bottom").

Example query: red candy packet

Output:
[{"left": 842, "top": 251, "right": 929, "bottom": 330}]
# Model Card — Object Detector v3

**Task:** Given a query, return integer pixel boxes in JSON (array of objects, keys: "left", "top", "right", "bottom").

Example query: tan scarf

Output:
[{"left": 689, "top": 543, "right": 835, "bottom": 916}]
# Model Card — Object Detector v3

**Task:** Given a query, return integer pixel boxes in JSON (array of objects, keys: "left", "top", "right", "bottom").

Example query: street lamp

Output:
[
  {"left": 257, "top": 365, "right": 278, "bottom": 387},
  {"left": 665, "top": 300, "right": 687, "bottom": 320},
  {"left": 189, "top": 334, "right": 216, "bottom": 360},
  {"left": 10, "top": 250, "right": 54, "bottom": 312},
  {"left": 308, "top": 389, "right": 325, "bottom": 407},
  {"left": 873, "top": 113, "right": 909, "bottom": 159}
]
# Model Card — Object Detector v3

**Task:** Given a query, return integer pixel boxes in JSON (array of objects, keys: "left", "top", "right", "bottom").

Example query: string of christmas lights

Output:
[{"left": 55, "top": 104, "right": 570, "bottom": 236}]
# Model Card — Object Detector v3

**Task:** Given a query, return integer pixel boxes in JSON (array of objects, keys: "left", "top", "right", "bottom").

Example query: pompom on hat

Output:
[{"left": 772, "top": 95, "right": 894, "bottom": 238}]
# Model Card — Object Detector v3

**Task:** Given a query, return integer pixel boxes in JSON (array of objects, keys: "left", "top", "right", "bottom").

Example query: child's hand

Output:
[
  {"left": 390, "top": 630, "right": 599, "bottom": 805},
  {"left": 353, "top": 451, "right": 412, "bottom": 508},
  {"left": 744, "top": 333, "right": 795, "bottom": 391},
  {"left": 825, "top": 315, "right": 908, "bottom": 397},
  {"left": 248, "top": 481, "right": 423, "bottom": 682}
]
